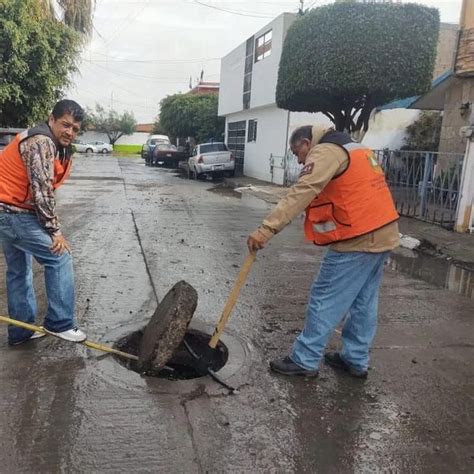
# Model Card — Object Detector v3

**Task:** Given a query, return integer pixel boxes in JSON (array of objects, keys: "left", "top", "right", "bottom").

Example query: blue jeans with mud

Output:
[
  {"left": 0, "top": 212, "right": 75, "bottom": 344},
  {"left": 291, "top": 249, "right": 390, "bottom": 373}
]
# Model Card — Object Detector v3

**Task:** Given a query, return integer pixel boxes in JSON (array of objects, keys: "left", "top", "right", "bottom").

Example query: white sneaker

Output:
[{"left": 44, "top": 327, "right": 87, "bottom": 343}]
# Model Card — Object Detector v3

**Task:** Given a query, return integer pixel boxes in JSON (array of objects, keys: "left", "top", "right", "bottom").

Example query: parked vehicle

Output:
[
  {"left": 0, "top": 128, "right": 23, "bottom": 151},
  {"left": 73, "top": 140, "right": 113, "bottom": 154},
  {"left": 141, "top": 134, "right": 171, "bottom": 159},
  {"left": 187, "top": 142, "right": 234, "bottom": 179},
  {"left": 150, "top": 143, "right": 187, "bottom": 168},
  {"left": 91, "top": 141, "right": 113, "bottom": 153}
]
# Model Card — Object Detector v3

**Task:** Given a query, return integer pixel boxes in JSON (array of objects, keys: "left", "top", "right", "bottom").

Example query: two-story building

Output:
[
  {"left": 218, "top": 12, "right": 459, "bottom": 184},
  {"left": 218, "top": 13, "right": 332, "bottom": 184}
]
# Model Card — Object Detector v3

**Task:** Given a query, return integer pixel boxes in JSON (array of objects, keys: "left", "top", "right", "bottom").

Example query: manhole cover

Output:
[{"left": 114, "top": 328, "right": 228, "bottom": 380}]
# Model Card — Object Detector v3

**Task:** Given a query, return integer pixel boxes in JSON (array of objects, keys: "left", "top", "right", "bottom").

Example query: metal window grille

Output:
[
  {"left": 243, "top": 37, "right": 254, "bottom": 110},
  {"left": 227, "top": 121, "right": 247, "bottom": 176},
  {"left": 247, "top": 119, "right": 257, "bottom": 142}
]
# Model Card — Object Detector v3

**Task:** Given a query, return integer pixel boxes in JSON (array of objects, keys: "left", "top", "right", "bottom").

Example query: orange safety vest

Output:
[
  {"left": 0, "top": 124, "right": 72, "bottom": 210},
  {"left": 304, "top": 134, "right": 399, "bottom": 246}
]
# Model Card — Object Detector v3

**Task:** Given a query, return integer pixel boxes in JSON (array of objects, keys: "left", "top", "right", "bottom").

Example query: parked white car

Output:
[
  {"left": 187, "top": 142, "right": 234, "bottom": 179},
  {"left": 73, "top": 140, "right": 113, "bottom": 154}
]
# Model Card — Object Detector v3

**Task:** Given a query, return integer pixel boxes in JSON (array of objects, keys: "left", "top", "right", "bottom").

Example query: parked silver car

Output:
[
  {"left": 73, "top": 140, "right": 113, "bottom": 154},
  {"left": 187, "top": 142, "right": 234, "bottom": 179}
]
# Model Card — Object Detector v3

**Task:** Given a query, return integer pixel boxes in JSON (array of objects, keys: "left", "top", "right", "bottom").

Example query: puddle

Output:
[
  {"left": 208, "top": 184, "right": 272, "bottom": 209},
  {"left": 114, "top": 328, "right": 228, "bottom": 380},
  {"left": 388, "top": 249, "right": 473, "bottom": 300}
]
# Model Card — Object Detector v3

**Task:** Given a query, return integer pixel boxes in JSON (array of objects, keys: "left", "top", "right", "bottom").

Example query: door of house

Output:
[{"left": 227, "top": 121, "right": 246, "bottom": 176}]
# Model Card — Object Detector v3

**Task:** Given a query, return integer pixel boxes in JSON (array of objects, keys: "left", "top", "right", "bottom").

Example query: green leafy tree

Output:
[
  {"left": 0, "top": 0, "right": 82, "bottom": 127},
  {"left": 276, "top": 2, "right": 440, "bottom": 139},
  {"left": 402, "top": 112, "right": 442, "bottom": 152},
  {"left": 85, "top": 105, "right": 137, "bottom": 145},
  {"left": 159, "top": 94, "right": 224, "bottom": 143},
  {"left": 152, "top": 119, "right": 168, "bottom": 136},
  {"left": 41, "top": 0, "right": 95, "bottom": 36}
]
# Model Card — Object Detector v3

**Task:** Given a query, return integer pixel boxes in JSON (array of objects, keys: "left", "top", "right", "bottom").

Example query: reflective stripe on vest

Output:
[{"left": 304, "top": 142, "right": 399, "bottom": 246}]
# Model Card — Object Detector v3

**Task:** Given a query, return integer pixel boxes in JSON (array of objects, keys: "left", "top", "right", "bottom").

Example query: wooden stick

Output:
[
  {"left": 208, "top": 252, "right": 256, "bottom": 349},
  {"left": 0, "top": 315, "right": 138, "bottom": 361}
]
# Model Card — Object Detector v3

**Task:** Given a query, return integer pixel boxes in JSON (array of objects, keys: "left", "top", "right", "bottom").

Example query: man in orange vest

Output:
[
  {"left": 247, "top": 125, "right": 399, "bottom": 378},
  {"left": 0, "top": 100, "right": 87, "bottom": 345}
]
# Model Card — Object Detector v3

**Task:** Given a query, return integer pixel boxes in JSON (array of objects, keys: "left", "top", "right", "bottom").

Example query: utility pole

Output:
[
  {"left": 299, "top": 0, "right": 304, "bottom": 14},
  {"left": 110, "top": 91, "right": 114, "bottom": 111}
]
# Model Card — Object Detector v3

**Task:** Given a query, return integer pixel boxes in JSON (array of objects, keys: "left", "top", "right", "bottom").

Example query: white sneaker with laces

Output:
[{"left": 44, "top": 327, "right": 87, "bottom": 343}]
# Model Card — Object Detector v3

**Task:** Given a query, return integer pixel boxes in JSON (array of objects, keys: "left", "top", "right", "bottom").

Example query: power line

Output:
[
  {"left": 81, "top": 59, "right": 193, "bottom": 84},
  {"left": 83, "top": 52, "right": 221, "bottom": 64},
  {"left": 78, "top": 88, "right": 158, "bottom": 110},
  {"left": 105, "top": 0, "right": 152, "bottom": 45},
  {"left": 192, "top": 0, "right": 275, "bottom": 18}
]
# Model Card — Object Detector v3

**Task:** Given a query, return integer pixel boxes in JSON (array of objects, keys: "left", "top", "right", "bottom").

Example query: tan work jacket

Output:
[{"left": 259, "top": 126, "right": 400, "bottom": 253}]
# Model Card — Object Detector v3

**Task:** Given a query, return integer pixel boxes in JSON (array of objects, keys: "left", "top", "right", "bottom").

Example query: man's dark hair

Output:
[
  {"left": 290, "top": 125, "right": 313, "bottom": 145},
  {"left": 52, "top": 99, "right": 84, "bottom": 122}
]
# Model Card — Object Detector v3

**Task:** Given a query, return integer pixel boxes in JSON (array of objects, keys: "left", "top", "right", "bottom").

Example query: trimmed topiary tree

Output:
[{"left": 276, "top": 2, "right": 440, "bottom": 137}]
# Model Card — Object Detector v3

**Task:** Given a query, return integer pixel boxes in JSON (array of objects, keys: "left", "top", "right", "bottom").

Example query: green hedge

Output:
[
  {"left": 113, "top": 144, "right": 142, "bottom": 154},
  {"left": 276, "top": 2, "right": 439, "bottom": 113}
]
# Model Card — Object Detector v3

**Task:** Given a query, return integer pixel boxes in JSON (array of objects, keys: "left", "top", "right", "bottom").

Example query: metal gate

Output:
[
  {"left": 227, "top": 121, "right": 246, "bottom": 176},
  {"left": 270, "top": 151, "right": 302, "bottom": 185},
  {"left": 375, "top": 149, "right": 465, "bottom": 227}
]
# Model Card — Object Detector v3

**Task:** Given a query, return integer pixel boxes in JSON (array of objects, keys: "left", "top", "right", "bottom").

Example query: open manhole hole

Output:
[{"left": 114, "top": 328, "right": 229, "bottom": 380}]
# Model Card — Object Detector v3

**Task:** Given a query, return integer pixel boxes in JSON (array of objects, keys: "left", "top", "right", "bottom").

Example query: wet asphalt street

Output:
[{"left": 0, "top": 155, "right": 472, "bottom": 473}]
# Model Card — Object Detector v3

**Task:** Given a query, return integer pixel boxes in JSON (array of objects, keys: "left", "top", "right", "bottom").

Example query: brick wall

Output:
[
  {"left": 433, "top": 23, "right": 458, "bottom": 79},
  {"left": 439, "top": 77, "right": 474, "bottom": 154}
]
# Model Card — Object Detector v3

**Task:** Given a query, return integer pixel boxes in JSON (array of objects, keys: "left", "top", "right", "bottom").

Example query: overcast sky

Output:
[{"left": 68, "top": 0, "right": 463, "bottom": 123}]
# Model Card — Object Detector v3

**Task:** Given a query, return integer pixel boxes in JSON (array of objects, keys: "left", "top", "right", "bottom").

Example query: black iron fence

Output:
[
  {"left": 375, "top": 149, "right": 464, "bottom": 228},
  {"left": 280, "top": 148, "right": 465, "bottom": 228}
]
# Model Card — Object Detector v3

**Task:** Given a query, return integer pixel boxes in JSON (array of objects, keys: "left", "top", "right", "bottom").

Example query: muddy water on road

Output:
[
  {"left": 388, "top": 249, "right": 473, "bottom": 300},
  {"left": 0, "top": 156, "right": 472, "bottom": 472}
]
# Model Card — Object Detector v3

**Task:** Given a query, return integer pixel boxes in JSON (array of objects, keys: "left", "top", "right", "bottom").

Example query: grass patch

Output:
[{"left": 113, "top": 144, "right": 142, "bottom": 154}]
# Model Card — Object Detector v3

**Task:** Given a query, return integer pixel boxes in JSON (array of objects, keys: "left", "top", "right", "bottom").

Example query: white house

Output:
[
  {"left": 219, "top": 13, "right": 332, "bottom": 184},
  {"left": 218, "top": 13, "right": 453, "bottom": 184}
]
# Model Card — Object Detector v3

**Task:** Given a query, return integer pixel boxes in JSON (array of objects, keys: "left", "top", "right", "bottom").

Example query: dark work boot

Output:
[
  {"left": 324, "top": 352, "right": 368, "bottom": 379},
  {"left": 269, "top": 356, "right": 318, "bottom": 377}
]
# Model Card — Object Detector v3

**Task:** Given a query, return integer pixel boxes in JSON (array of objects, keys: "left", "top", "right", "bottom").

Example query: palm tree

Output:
[{"left": 39, "top": 0, "right": 95, "bottom": 36}]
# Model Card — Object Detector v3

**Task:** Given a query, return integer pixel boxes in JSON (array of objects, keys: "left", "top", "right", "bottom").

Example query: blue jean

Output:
[
  {"left": 0, "top": 212, "right": 75, "bottom": 344},
  {"left": 291, "top": 249, "right": 389, "bottom": 372}
]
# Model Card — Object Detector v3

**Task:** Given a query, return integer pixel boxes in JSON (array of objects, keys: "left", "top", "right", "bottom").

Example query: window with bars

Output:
[
  {"left": 255, "top": 30, "right": 272, "bottom": 62},
  {"left": 227, "top": 121, "right": 247, "bottom": 176},
  {"left": 247, "top": 119, "right": 257, "bottom": 143}
]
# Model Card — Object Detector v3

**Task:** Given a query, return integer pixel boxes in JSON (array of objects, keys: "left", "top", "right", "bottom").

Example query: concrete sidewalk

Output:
[{"left": 223, "top": 176, "right": 474, "bottom": 267}]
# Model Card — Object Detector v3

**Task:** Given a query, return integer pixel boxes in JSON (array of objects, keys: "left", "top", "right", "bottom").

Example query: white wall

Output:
[
  {"left": 288, "top": 109, "right": 418, "bottom": 151},
  {"left": 250, "top": 13, "right": 295, "bottom": 110},
  {"left": 362, "top": 109, "right": 420, "bottom": 150},
  {"left": 219, "top": 13, "right": 296, "bottom": 117},
  {"left": 78, "top": 131, "right": 150, "bottom": 146},
  {"left": 289, "top": 111, "right": 333, "bottom": 136},
  {"left": 218, "top": 42, "right": 246, "bottom": 116},
  {"left": 226, "top": 106, "right": 289, "bottom": 184}
]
